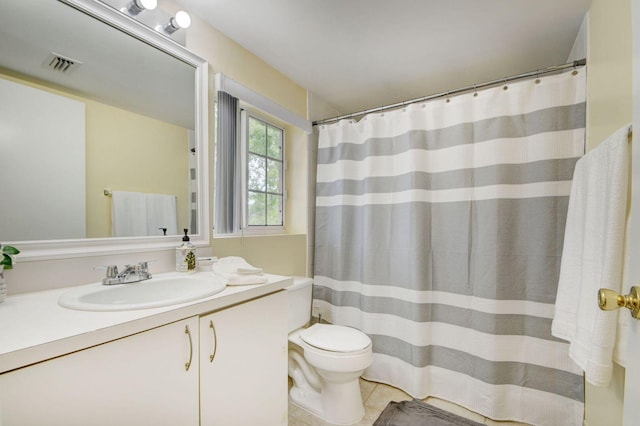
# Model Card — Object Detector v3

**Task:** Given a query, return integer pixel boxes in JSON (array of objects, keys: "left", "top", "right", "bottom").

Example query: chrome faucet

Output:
[{"left": 98, "top": 261, "right": 153, "bottom": 285}]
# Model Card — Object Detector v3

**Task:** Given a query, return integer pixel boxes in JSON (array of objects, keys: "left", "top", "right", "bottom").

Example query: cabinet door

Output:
[
  {"left": 0, "top": 317, "right": 199, "bottom": 426},
  {"left": 200, "top": 291, "right": 288, "bottom": 426}
]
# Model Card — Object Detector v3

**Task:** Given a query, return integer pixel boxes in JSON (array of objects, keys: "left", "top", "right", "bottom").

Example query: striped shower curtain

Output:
[{"left": 313, "top": 69, "right": 586, "bottom": 426}]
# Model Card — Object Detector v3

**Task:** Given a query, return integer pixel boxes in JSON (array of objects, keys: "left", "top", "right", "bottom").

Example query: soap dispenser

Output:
[{"left": 176, "top": 229, "right": 197, "bottom": 272}]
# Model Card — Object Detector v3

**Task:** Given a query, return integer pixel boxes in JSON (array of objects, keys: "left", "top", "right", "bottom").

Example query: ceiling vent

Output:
[{"left": 45, "top": 53, "right": 82, "bottom": 74}]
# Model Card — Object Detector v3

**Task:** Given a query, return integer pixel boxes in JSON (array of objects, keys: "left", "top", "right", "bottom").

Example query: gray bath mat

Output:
[{"left": 373, "top": 399, "right": 485, "bottom": 426}]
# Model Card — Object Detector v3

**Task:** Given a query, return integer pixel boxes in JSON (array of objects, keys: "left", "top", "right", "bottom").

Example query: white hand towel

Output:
[
  {"left": 145, "top": 193, "right": 178, "bottom": 236},
  {"left": 212, "top": 256, "right": 268, "bottom": 286},
  {"left": 552, "top": 124, "right": 630, "bottom": 386},
  {"left": 111, "top": 191, "right": 178, "bottom": 237},
  {"left": 111, "top": 191, "right": 147, "bottom": 237}
]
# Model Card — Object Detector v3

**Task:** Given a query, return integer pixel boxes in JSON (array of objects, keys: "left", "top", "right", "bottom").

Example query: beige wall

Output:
[
  {"left": 0, "top": 70, "right": 190, "bottom": 239},
  {"left": 584, "top": 0, "right": 632, "bottom": 425},
  {"left": 161, "top": 0, "right": 310, "bottom": 275},
  {"left": 285, "top": 124, "right": 309, "bottom": 235},
  {"left": 86, "top": 102, "right": 189, "bottom": 238},
  {"left": 181, "top": 13, "right": 307, "bottom": 118},
  {"left": 587, "top": 0, "right": 633, "bottom": 150},
  {"left": 211, "top": 234, "right": 307, "bottom": 277}
]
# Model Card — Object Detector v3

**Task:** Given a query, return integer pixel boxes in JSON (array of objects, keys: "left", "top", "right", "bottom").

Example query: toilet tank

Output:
[{"left": 286, "top": 277, "right": 313, "bottom": 332}]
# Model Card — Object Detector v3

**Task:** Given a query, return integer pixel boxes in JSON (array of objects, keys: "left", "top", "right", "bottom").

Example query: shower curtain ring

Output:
[
  {"left": 503, "top": 78, "right": 508, "bottom": 91},
  {"left": 446, "top": 92, "right": 450, "bottom": 103},
  {"left": 473, "top": 85, "right": 478, "bottom": 97}
]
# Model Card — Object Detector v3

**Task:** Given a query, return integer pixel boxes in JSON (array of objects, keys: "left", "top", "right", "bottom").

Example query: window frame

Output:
[{"left": 240, "top": 110, "right": 286, "bottom": 234}]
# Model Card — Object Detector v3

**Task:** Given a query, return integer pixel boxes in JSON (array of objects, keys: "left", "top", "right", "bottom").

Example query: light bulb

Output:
[
  {"left": 126, "top": 0, "right": 157, "bottom": 15},
  {"left": 163, "top": 11, "right": 191, "bottom": 34},
  {"left": 173, "top": 11, "right": 191, "bottom": 29},
  {"left": 139, "top": 0, "right": 157, "bottom": 10}
]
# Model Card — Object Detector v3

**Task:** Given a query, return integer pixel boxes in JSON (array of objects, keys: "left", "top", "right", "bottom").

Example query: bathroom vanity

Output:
[{"left": 0, "top": 273, "right": 290, "bottom": 425}]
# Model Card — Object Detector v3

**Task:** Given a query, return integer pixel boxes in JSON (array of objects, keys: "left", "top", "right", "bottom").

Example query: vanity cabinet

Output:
[
  {"left": 0, "top": 317, "right": 200, "bottom": 426},
  {"left": 200, "top": 290, "right": 288, "bottom": 426},
  {"left": 0, "top": 290, "right": 288, "bottom": 426}
]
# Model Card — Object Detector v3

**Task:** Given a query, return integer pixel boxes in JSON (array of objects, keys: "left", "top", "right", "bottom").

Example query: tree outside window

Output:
[{"left": 247, "top": 116, "right": 284, "bottom": 227}]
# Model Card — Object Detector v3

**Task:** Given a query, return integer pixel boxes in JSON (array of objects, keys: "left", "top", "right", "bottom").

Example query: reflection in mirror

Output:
[{"left": 0, "top": 0, "right": 204, "bottom": 245}]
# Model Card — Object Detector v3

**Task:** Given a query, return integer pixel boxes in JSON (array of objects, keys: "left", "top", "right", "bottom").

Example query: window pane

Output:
[
  {"left": 267, "top": 126, "right": 282, "bottom": 160},
  {"left": 266, "top": 159, "right": 282, "bottom": 193},
  {"left": 267, "top": 194, "right": 282, "bottom": 226},
  {"left": 248, "top": 117, "right": 266, "bottom": 155},
  {"left": 248, "top": 192, "right": 266, "bottom": 226},
  {"left": 248, "top": 154, "right": 266, "bottom": 191}
]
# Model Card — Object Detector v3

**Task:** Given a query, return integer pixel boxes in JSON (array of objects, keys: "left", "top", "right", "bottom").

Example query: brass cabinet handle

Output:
[
  {"left": 598, "top": 286, "right": 640, "bottom": 318},
  {"left": 209, "top": 320, "right": 217, "bottom": 363},
  {"left": 185, "top": 325, "right": 193, "bottom": 371}
]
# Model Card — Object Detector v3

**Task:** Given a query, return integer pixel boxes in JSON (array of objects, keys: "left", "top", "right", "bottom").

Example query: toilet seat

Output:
[{"left": 300, "top": 324, "right": 371, "bottom": 353}]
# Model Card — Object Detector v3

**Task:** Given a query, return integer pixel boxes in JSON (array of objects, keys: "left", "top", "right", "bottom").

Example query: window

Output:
[{"left": 242, "top": 113, "right": 285, "bottom": 230}]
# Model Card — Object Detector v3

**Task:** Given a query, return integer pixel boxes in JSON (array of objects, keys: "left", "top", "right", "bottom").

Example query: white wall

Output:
[
  {"left": 307, "top": 91, "right": 343, "bottom": 123},
  {"left": 567, "top": 12, "right": 588, "bottom": 63},
  {"left": 0, "top": 78, "right": 86, "bottom": 241}
]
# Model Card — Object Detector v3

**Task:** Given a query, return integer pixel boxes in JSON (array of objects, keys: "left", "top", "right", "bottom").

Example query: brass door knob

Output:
[{"left": 597, "top": 286, "right": 640, "bottom": 318}]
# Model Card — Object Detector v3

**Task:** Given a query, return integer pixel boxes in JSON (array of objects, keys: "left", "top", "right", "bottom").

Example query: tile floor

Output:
[{"left": 288, "top": 378, "right": 530, "bottom": 426}]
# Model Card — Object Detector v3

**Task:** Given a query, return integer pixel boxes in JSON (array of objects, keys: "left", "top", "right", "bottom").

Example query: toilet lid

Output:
[{"left": 300, "top": 324, "right": 371, "bottom": 352}]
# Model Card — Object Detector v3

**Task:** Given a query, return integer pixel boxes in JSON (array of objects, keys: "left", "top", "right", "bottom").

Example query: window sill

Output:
[{"left": 212, "top": 231, "right": 305, "bottom": 240}]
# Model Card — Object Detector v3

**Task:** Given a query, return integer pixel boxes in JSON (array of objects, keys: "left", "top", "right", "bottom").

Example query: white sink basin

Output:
[{"left": 58, "top": 274, "right": 226, "bottom": 311}]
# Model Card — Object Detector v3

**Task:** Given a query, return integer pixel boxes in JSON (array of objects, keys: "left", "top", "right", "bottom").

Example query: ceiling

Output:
[{"left": 176, "top": 0, "right": 591, "bottom": 118}]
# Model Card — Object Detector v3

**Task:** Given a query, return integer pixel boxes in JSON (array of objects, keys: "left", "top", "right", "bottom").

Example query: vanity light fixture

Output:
[
  {"left": 125, "top": 0, "right": 157, "bottom": 16},
  {"left": 162, "top": 10, "right": 191, "bottom": 34}
]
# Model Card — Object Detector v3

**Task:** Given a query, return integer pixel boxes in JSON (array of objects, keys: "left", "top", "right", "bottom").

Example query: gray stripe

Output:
[
  {"left": 190, "top": 209, "right": 197, "bottom": 234},
  {"left": 317, "top": 158, "right": 579, "bottom": 196},
  {"left": 314, "top": 197, "right": 569, "bottom": 304},
  {"left": 317, "top": 103, "right": 586, "bottom": 164},
  {"left": 313, "top": 287, "right": 561, "bottom": 342},
  {"left": 372, "top": 335, "right": 584, "bottom": 402}
]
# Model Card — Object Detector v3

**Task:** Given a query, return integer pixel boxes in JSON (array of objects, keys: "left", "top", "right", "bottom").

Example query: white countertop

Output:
[{"left": 0, "top": 272, "right": 291, "bottom": 374}]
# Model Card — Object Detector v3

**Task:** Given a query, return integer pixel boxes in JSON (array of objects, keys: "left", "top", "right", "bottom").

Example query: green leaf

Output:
[
  {"left": 2, "top": 245, "right": 19, "bottom": 255},
  {"left": 1, "top": 253, "right": 13, "bottom": 270}
]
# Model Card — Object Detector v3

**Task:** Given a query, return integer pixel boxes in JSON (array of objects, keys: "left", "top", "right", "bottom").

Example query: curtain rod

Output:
[{"left": 313, "top": 58, "right": 586, "bottom": 126}]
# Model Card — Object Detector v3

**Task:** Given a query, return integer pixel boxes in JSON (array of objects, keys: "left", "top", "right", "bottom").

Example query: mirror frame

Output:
[{"left": 12, "top": 0, "right": 210, "bottom": 261}]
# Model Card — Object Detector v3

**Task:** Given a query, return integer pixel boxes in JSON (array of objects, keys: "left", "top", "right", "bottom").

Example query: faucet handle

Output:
[
  {"left": 137, "top": 260, "right": 156, "bottom": 271},
  {"left": 95, "top": 265, "right": 118, "bottom": 278},
  {"left": 136, "top": 261, "right": 155, "bottom": 279}
]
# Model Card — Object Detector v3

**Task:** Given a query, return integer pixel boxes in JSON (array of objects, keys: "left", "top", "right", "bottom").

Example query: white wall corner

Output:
[
  {"left": 307, "top": 91, "right": 343, "bottom": 123},
  {"left": 568, "top": 11, "right": 589, "bottom": 62}
]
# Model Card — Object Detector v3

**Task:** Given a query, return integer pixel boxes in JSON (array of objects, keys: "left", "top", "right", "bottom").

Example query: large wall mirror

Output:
[{"left": 0, "top": 0, "right": 209, "bottom": 258}]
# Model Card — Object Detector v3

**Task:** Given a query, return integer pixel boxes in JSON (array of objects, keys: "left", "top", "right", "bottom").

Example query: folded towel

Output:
[
  {"left": 551, "top": 124, "right": 630, "bottom": 386},
  {"left": 212, "top": 256, "right": 268, "bottom": 286},
  {"left": 237, "top": 267, "right": 264, "bottom": 274}
]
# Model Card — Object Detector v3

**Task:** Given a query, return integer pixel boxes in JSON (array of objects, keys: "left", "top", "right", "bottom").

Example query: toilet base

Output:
[{"left": 289, "top": 379, "right": 365, "bottom": 425}]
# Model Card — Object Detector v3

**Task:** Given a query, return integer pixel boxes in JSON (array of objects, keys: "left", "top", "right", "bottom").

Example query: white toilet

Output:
[{"left": 286, "top": 277, "right": 373, "bottom": 425}]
